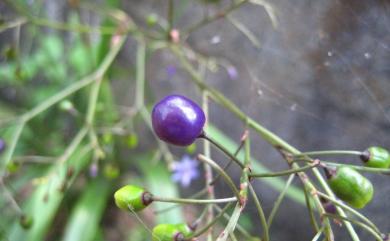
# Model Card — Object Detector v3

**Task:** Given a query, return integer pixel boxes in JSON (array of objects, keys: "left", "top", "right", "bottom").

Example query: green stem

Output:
[
  {"left": 1, "top": 120, "right": 25, "bottom": 176},
  {"left": 322, "top": 161, "right": 390, "bottom": 174},
  {"left": 267, "top": 174, "right": 295, "bottom": 228},
  {"left": 6, "top": 0, "right": 136, "bottom": 35},
  {"left": 135, "top": 41, "right": 146, "bottom": 109},
  {"left": 0, "top": 17, "right": 27, "bottom": 32},
  {"left": 58, "top": 127, "right": 89, "bottom": 165},
  {"left": 316, "top": 192, "right": 381, "bottom": 234},
  {"left": 167, "top": 0, "right": 174, "bottom": 36},
  {"left": 209, "top": 135, "right": 245, "bottom": 185},
  {"left": 200, "top": 133, "right": 245, "bottom": 169},
  {"left": 216, "top": 203, "right": 241, "bottom": 241},
  {"left": 213, "top": 205, "right": 254, "bottom": 240},
  {"left": 311, "top": 226, "right": 325, "bottom": 241},
  {"left": 153, "top": 189, "right": 208, "bottom": 214},
  {"left": 303, "top": 184, "right": 320, "bottom": 232},
  {"left": 250, "top": 164, "right": 317, "bottom": 178},
  {"left": 323, "top": 214, "right": 383, "bottom": 241},
  {"left": 189, "top": 202, "right": 233, "bottom": 239},
  {"left": 293, "top": 150, "right": 363, "bottom": 158},
  {"left": 197, "top": 154, "right": 241, "bottom": 203},
  {"left": 152, "top": 196, "right": 237, "bottom": 205},
  {"left": 202, "top": 91, "right": 215, "bottom": 241},
  {"left": 183, "top": 0, "right": 249, "bottom": 37},
  {"left": 249, "top": 184, "right": 269, "bottom": 241},
  {"left": 86, "top": 77, "right": 103, "bottom": 125}
]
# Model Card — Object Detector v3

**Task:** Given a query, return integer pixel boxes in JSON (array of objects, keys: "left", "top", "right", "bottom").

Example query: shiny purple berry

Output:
[{"left": 151, "top": 95, "right": 206, "bottom": 146}]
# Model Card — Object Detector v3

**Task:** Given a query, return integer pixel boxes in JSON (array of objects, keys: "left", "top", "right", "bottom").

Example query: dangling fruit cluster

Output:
[{"left": 326, "top": 166, "right": 373, "bottom": 209}]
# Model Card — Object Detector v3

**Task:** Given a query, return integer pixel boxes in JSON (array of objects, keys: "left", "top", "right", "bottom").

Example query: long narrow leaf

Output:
[
  {"left": 9, "top": 145, "right": 92, "bottom": 241},
  {"left": 62, "top": 178, "right": 111, "bottom": 241}
]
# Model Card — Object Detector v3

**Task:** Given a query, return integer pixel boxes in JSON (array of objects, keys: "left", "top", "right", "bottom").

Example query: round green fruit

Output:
[
  {"left": 175, "top": 223, "right": 194, "bottom": 238},
  {"left": 19, "top": 215, "right": 33, "bottom": 229},
  {"left": 326, "top": 166, "right": 374, "bottom": 209},
  {"left": 360, "top": 146, "right": 390, "bottom": 168},
  {"left": 114, "top": 185, "right": 153, "bottom": 212},
  {"left": 152, "top": 224, "right": 185, "bottom": 241}
]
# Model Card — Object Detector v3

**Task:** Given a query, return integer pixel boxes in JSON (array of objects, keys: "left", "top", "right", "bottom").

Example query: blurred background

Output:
[{"left": 0, "top": 0, "right": 389, "bottom": 240}]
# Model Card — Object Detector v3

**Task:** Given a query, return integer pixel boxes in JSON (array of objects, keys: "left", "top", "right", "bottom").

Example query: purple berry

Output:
[{"left": 152, "top": 95, "right": 206, "bottom": 146}]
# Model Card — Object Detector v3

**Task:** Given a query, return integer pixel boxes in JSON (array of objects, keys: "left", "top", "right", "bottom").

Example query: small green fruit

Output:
[
  {"left": 19, "top": 215, "right": 33, "bottom": 229},
  {"left": 126, "top": 134, "right": 138, "bottom": 149},
  {"left": 152, "top": 224, "right": 185, "bottom": 241},
  {"left": 114, "top": 185, "right": 153, "bottom": 212},
  {"left": 6, "top": 162, "right": 20, "bottom": 173},
  {"left": 146, "top": 14, "right": 158, "bottom": 27},
  {"left": 103, "top": 164, "right": 120, "bottom": 180},
  {"left": 326, "top": 166, "right": 374, "bottom": 209},
  {"left": 360, "top": 146, "right": 390, "bottom": 168},
  {"left": 175, "top": 223, "right": 194, "bottom": 238}
]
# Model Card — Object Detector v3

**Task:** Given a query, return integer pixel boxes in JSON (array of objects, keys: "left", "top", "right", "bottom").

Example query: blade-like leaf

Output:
[
  {"left": 9, "top": 145, "right": 92, "bottom": 241},
  {"left": 62, "top": 178, "right": 111, "bottom": 241}
]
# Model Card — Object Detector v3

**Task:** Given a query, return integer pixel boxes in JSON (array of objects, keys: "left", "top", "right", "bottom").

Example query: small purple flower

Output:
[
  {"left": 0, "top": 139, "right": 6, "bottom": 154},
  {"left": 89, "top": 162, "right": 99, "bottom": 177},
  {"left": 166, "top": 65, "right": 177, "bottom": 78},
  {"left": 171, "top": 155, "right": 199, "bottom": 187},
  {"left": 227, "top": 65, "right": 238, "bottom": 80}
]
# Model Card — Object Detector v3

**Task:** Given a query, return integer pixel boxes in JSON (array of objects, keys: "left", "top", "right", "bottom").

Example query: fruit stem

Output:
[
  {"left": 152, "top": 196, "right": 237, "bottom": 205},
  {"left": 292, "top": 150, "right": 363, "bottom": 158},
  {"left": 197, "top": 154, "right": 242, "bottom": 203},
  {"left": 199, "top": 132, "right": 245, "bottom": 169},
  {"left": 250, "top": 163, "right": 318, "bottom": 178},
  {"left": 188, "top": 202, "right": 233, "bottom": 239},
  {"left": 316, "top": 191, "right": 381, "bottom": 234},
  {"left": 323, "top": 213, "right": 383, "bottom": 241},
  {"left": 167, "top": 0, "right": 174, "bottom": 39}
]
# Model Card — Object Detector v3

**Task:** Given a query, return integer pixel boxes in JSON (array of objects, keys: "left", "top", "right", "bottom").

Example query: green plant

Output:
[{"left": 0, "top": 1, "right": 388, "bottom": 241}]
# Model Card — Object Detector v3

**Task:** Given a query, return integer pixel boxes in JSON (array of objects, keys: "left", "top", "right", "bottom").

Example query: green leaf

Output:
[
  {"left": 62, "top": 178, "right": 111, "bottom": 241},
  {"left": 8, "top": 145, "right": 92, "bottom": 241},
  {"left": 207, "top": 125, "right": 305, "bottom": 205}
]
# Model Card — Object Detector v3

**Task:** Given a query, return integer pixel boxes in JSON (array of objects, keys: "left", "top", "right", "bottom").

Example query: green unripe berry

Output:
[
  {"left": 103, "top": 164, "right": 120, "bottom": 180},
  {"left": 114, "top": 185, "right": 153, "bottom": 212},
  {"left": 152, "top": 224, "right": 185, "bottom": 241},
  {"left": 146, "top": 14, "right": 158, "bottom": 27},
  {"left": 19, "top": 215, "right": 33, "bottom": 229},
  {"left": 360, "top": 146, "right": 390, "bottom": 168},
  {"left": 6, "top": 162, "right": 20, "bottom": 173},
  {"left": 175, "top": 223, "right": 194, "bottom": 238},
  {"left": 126, "top": 133, "right": 138, "bottom": 149},
  {"left": 326, "top": 166, "right": 374, "bottom": 209}
]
